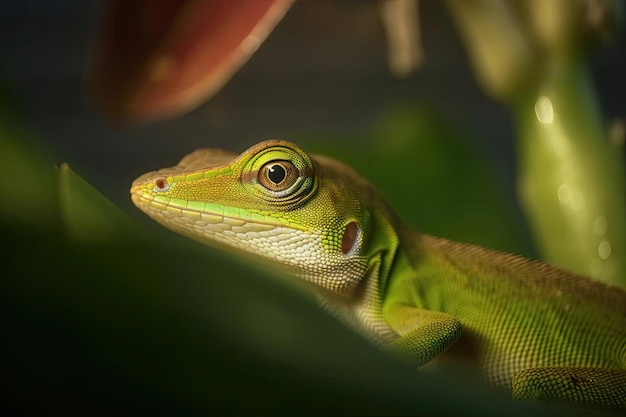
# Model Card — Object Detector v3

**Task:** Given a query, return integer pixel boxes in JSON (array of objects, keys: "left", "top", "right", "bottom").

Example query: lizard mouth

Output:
[{"left": 130, "top": 187, "right": 307, "bottom": 233}]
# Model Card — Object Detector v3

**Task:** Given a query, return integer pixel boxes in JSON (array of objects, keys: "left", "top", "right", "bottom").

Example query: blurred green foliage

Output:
[
  {"left": 514, "top": 61, "right": 626, "bottom": 287},
  {"left": 300, "top": 105, "right": 536, "bottom": 258},
  {"left": 445, "top": 0, "right": 626, "bottom": 286}
]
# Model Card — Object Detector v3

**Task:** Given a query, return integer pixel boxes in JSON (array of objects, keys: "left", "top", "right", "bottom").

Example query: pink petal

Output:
[{"left": 90, "top": 0, "right": 293, "bottom": 123}]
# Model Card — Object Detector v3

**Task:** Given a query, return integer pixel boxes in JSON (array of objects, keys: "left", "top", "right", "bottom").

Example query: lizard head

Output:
[{"left": 131, "top": 140, "right": 399, "bottom": 297}]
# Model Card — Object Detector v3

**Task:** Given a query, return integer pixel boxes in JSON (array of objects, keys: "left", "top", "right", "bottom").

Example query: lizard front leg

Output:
[{"left": 386, "top": 304, "right": 462, "bottom": 366}]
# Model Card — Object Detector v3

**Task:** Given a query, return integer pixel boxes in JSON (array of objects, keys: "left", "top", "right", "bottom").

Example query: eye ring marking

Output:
[
  {"left": 258, "top": 160, "right": 298, "bottom": 191},
  {"left": 154, "top": 178, "right": 170, "bottom": 192}
]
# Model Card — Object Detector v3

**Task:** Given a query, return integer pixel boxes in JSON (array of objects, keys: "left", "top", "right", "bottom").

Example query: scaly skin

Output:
[{"left": 131, "top": 140, "right": 626, "bottom": 408}]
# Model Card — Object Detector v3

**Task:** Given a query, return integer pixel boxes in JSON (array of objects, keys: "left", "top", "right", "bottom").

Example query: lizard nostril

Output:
[{"left": 154, "top": 178, "right": 169, "bottom": 192}]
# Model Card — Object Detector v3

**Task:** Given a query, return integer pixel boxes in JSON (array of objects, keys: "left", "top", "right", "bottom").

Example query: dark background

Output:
[{"left": 1, "top": 0, "right": 624, "bottom": 221}]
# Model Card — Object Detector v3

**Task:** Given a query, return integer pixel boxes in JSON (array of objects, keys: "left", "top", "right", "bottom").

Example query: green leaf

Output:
[
  {"left": 58, "top": 162, "right": 137, "bottom": 242},
  {"left": 2, "top": 221, "right": 548, "bottom": 416}
]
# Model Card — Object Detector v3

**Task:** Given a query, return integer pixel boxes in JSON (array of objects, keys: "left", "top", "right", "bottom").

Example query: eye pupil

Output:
[
  {"left": 267, "top": 164, "right": 286, "bottom": 184},
  {"left": 257, "top": 160, "right": 298, "bottom": 191}
]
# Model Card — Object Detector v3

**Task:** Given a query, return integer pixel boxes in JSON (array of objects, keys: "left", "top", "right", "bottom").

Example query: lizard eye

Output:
[
  {"left": 153, "top": 178, "right": 169, "bottom": 192},
  {"left": 258, "top": 161, "right": 298, "bottom": 191}
]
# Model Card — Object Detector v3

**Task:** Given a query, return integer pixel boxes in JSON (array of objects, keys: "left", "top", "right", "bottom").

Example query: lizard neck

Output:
[
  {"left": 316, "top": 209, "right": 407, "bottom": 343},
  {"left": 315, "top": 256, "right": 398, "bottom": 344}
]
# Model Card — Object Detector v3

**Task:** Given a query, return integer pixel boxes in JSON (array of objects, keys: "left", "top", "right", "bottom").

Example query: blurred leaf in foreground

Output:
[{"left": 58, "top": 162, "right": 137, "bottom": 242}]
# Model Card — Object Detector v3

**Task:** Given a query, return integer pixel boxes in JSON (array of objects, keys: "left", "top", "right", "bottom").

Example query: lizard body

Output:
[{"left": 131, "top": 140, "right": 626, "bottom": 408}]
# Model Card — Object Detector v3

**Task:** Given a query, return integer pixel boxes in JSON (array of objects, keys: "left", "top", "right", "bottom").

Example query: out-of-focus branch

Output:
[
  {"left": 445, "top": 0, "right": 538, "bottom": 100},
  {"left": 446, "top": 0, "right": 626, "bottom": 286},
  {"left": 380, "top": 0, "right": 424, "bottom": 77}
]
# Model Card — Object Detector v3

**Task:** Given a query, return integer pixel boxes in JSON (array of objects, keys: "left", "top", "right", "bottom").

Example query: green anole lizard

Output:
[{"left": 131, "top": 140, "right": 626, "bottom": 408}]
